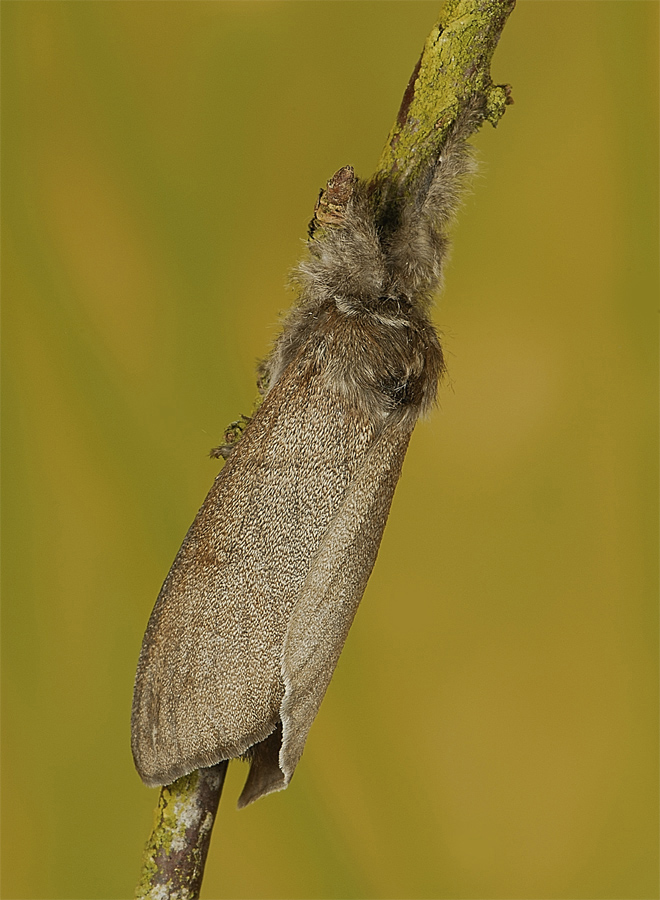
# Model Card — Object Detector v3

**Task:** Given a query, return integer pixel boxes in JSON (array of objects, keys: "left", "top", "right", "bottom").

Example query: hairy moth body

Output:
[{"left": 132, "top": 107, "right": 479, "bottom": 806}]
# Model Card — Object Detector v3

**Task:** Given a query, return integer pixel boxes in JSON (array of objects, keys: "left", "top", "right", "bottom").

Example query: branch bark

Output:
[
  {"left": 376, "top": 0, "right": 514, "bottom": 185},
  {"left": 135, "top": 763, "right": 227, "bottom": 900},
  {"left": 134, "top": 2, "right": 514, "bottom": 897}
]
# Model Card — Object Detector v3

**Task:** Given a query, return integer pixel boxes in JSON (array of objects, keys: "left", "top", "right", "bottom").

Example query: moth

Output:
[{"left": 132, "top": 104, "right": 481, "bottom": 808}]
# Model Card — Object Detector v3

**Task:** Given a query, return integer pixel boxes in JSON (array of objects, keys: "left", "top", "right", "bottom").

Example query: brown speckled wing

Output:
[
  {"left": 236, "top": 424, "right": 411, "bottom": 807},
  {"left": 280, "top": 427, "right": 410, "bottom": 779},
  {"left": 131, "top": 354, "right": 379, "bottom": 789}
]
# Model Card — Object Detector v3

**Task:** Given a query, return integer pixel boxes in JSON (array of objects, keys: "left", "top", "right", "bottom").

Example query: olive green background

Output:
[{"left": 2, "top": 2, "right": 657, "bottom": 898}]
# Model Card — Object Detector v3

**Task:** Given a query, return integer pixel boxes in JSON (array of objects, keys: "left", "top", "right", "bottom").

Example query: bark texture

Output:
[{"left": 135, "top": 763, "right": 227, "bottom": 900}]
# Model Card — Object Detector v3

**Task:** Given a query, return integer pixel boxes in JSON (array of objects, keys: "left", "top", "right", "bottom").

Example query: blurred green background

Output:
[{"left": 2, "top": 2, "right": 657, "bottom": 898}]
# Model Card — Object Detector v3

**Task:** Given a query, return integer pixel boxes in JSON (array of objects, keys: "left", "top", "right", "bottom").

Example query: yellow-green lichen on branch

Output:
[
  {"left": 376, "top": 0, "right": 515, "bottom": 184},
  {"left": 135, "top": 765, "right": 227, "bottom": 900}
]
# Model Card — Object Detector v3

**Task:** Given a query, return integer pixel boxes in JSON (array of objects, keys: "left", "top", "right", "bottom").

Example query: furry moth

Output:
[{"left": 132, "top": 104, "right": 481, "bottom": 808}]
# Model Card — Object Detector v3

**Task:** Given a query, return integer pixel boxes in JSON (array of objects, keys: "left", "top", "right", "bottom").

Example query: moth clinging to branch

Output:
[{"left": 132, "top": 23, "right": 513, "bottom": 808}]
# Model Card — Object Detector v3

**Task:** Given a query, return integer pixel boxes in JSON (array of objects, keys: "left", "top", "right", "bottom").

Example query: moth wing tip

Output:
[
  {"left": 237, "top": 724, "right": 288, "bottom": 808},
  {"left": 236, "top": 776, "right": 288, "bottom": 809}
]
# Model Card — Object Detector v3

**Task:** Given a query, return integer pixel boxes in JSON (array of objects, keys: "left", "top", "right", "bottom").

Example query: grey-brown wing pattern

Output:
[
  {"left": 237, "top": 425, "right": 411, "bottom": 806},
  {"left": 131, "top": 354, "right": 379, "bottom": 787},
  {"left": 281, "top": 427, "right": 410, "bottom": 780}
]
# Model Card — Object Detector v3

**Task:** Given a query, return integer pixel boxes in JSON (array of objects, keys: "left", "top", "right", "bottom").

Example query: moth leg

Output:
[{"left": 209, "top": 415, "right": 252, "bottom": 459}]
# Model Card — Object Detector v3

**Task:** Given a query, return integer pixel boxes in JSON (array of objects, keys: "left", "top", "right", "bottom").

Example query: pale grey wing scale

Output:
[
  {"left": 280, "top": 426, "right": 411, "bottom": 781},
  {"left": 131, "top": 358, "right": 377, "bottom": 787},
  {"left": 237, "top": 424, "right": 412, "bottom": 806}
]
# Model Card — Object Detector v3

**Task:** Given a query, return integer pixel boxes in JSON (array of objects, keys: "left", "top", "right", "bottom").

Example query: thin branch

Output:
[
  {"left": 134, "top": 2, "right": 514, "bottom": 897},
  {"left": 376, "top": 0, "right": 515, "bottom": 185},
  {"left": 135, "top": 763, "right": 227, "bottom": 900}
]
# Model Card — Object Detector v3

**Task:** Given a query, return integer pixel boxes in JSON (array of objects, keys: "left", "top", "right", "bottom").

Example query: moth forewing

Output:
[
  {"left": 236, "top": 427, "right": 412, "bottom": 809},
  {"left": 279, "top": 426, "right": 412, "bottom": 785},
  {"left": 132, "top": 349, "right": 384, "bottom": 792}
]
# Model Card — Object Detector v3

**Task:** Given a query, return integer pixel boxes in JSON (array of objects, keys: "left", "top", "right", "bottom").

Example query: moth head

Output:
[
  {"left": 297, "top": 183, "right": 388, "bottom": 308},
  {"left": 296, "top": 174, "right": 452, "bottom": 319}
]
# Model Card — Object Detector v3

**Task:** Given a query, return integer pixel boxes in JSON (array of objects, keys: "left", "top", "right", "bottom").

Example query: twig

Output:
[
  {"left": 135, "top": 763, "right": 227, "bottom": 900},
  {"left": 377, "top": 0, "right": 514, "bottom": 184},
  {"left": 134, "top": 2, "right": 514, "bottom": 897}
]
